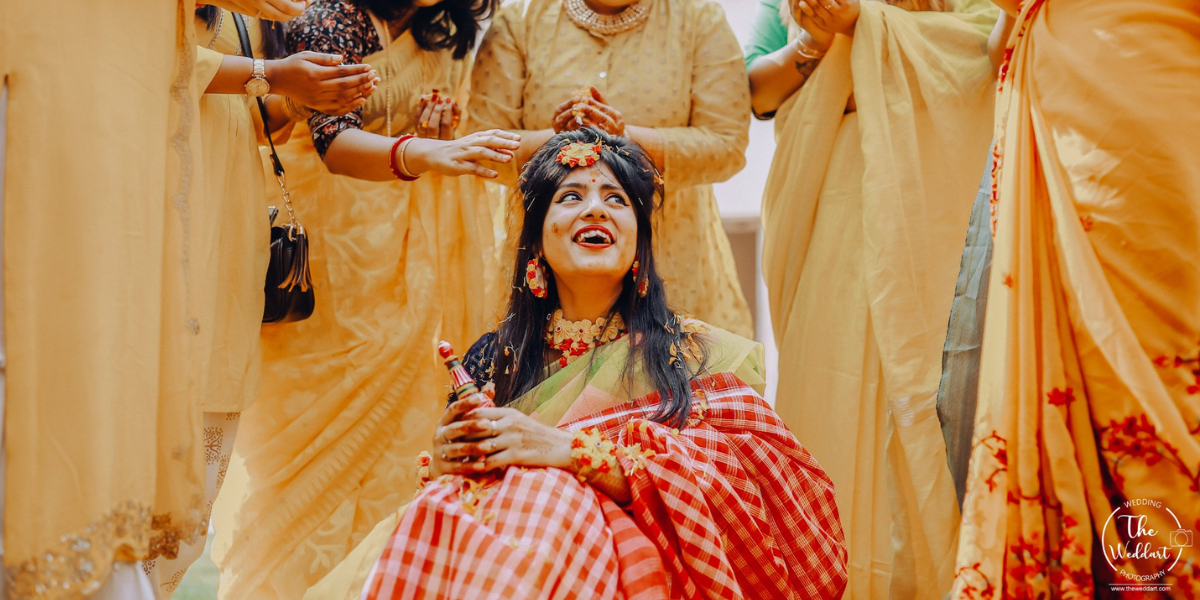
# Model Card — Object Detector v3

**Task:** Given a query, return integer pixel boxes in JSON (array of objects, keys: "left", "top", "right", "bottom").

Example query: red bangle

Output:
[{"left": 388, "top": 134, "right": 418, "bottom": 181}]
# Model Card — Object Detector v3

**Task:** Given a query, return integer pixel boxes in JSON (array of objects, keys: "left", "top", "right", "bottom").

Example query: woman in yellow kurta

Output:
[
  {"left": 952, "top": 0, "right": 1200, "bottom": 596},
  {"left": 467, "top": 0, "right": 754, "bottom": 337},
  {"left": 211, "top": 1, "right": 519, "bottom": 598},
  {"left": 1, "top": 1, "right": 212, "bottom": 597},
  {"left": 750, "top": 0, "right": 997, "bottom": 596}
]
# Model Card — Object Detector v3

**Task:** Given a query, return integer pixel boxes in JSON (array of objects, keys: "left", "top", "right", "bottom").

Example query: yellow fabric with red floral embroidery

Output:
[{"left": 952, "top": 0, "right": 1200, "bottom": 597}]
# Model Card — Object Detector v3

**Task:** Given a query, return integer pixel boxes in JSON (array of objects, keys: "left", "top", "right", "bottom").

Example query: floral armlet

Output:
[
  {"left": 572, "top": 427, "right": 659, "bottom": 482},
  {"left": 416, "top": 451, "right": 433, "bottom": 494},
  {"left": 571, "top": 428, "right": 617, "bottom": 482}
]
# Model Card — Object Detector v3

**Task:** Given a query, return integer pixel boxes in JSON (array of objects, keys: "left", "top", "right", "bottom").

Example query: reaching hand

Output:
[
  {"left": 796, "top": 0, "right": 860, "bottom": 37},
  {"left": 415, "top": 91, "right": 462, "bottom": 140},
  {"left": 205, "top": 0, "right": 310, "bottom": 22},
  {"left": 552, "top": 87, "right": 626, "bottom": 136},
  {"left": 404, "top": 129, "right": 521, "bottom": 179},
  {"left": 269, "top": 52, "right": 378, "bottom": 116},
  {"left": 437, "top": 406, "right": 574, "bottom": 475}
]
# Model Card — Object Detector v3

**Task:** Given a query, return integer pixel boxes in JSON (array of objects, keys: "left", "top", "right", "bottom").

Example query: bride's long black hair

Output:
[{"left": 491, "top": 128, "right": 705, "bottom": 429}]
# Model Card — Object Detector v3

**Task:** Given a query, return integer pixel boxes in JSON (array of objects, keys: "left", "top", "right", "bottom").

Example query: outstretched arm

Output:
[{"left": 747, "top": 30, "right": 830, "bottom": 118}]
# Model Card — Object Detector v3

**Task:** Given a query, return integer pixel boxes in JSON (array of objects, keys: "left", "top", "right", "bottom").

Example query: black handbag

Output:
[{"left": 233, "top": 14, "right": 315, "bottom": 324}]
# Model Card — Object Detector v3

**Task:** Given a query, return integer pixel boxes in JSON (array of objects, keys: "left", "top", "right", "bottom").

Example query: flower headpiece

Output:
[{"left": 557, "top": 140, "right": 603, "bottom": 168}]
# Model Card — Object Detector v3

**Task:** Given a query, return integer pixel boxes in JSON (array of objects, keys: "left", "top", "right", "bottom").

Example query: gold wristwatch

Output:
[{"left": 244, "top": 58, "right": 270, "bottom": 97}]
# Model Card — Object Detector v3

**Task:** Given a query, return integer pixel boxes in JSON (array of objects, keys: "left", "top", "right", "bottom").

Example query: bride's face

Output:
[{"left": 541, "top": 163, "right": 638, "bottom": 290}]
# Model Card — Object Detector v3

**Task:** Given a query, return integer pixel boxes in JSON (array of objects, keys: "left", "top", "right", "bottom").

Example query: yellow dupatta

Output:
[
  {"left": 511, "top": 324, "right": 764, "bottom": 428},
  {"left": 760, "top": 1, "right": 997, "bottom": 597}
]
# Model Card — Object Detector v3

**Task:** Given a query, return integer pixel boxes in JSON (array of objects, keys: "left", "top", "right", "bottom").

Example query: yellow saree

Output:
[
  {"left": 952, "top": 0, "right": 1200, "bottom": 596},
  {"left": 2, "top": 1, "right": 208, "bottom": 597},
  {"left": 760, "top": 1, "right": 997, "bottom": 597},
  {"left": 211, "top": 25, "right": 501, "bottom": 600}
]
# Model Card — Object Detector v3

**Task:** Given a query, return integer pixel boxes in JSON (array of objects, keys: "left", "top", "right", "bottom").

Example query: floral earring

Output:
[
  {"left": 526, "top": 255, "right": 548, "bottom": 298},
  {"left": 631, "top": 260, "right": 648, "bottom": 298}
]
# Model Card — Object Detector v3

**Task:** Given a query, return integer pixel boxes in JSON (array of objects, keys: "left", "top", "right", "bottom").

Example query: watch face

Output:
[{"left": 245, "top": 78, "right": 270, "bottom": 97}]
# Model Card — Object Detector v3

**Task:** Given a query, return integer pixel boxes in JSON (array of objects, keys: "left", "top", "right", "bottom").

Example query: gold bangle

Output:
[
  {"left": 397, "top": 136, "right": 418, "bottom": 179},
  {"left": 282, "top": 96, "right": 315, "bottom": 122},
  {"left": 794, "top": 35, "right": 827, "bottom": 60}
]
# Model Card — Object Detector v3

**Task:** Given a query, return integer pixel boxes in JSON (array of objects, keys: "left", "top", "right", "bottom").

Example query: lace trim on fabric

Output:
[{"left": 3, "top": 500, "right": 203, "bottom": 600}]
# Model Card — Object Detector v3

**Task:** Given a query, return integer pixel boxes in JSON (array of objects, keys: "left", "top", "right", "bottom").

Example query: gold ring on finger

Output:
[{"left": 488, "top": 420, "right": 497, "bottom": 435}]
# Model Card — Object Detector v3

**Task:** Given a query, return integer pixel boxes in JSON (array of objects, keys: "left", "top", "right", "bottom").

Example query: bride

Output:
[{"left": 308, "top": 128, "right": 849, "bottom": 600}]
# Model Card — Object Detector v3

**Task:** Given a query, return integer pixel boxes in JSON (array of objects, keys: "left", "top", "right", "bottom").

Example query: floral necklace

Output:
[
  {"left": 563, "top": 0, "right": 651, "bottom": 37},
  {"left": 545, "top": 309, "right": 627, "bottom": 368}
]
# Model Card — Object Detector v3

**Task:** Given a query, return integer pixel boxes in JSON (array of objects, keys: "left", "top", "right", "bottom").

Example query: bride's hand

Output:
[
  {"left": 440, "top": 407, "right": 574, "bottom": 473},
  {"left": 430, "top": 392, "right": 487, "bottom": 477},
  {"left": 403, "top": 129, "right": 521, "bottom": 178}
]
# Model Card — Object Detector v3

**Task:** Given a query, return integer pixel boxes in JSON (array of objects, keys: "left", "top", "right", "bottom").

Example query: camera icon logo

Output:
[{"left": 1171, "top": 529, "right": 1193, "bottom": 548}]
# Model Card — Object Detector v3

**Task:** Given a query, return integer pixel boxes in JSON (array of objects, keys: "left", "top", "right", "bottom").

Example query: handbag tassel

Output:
[{"left": 279, "top": 225, "right": 313, "bottom": 293}]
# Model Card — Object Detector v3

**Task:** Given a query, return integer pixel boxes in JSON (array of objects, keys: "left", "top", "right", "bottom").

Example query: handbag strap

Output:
[{"left": 232, "top": 13, "right": 301, "bottom": 229}]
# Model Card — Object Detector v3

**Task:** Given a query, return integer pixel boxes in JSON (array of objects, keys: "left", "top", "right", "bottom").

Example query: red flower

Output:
[{"left": 1047, "top": 387, "right": 1075, "bottom": 407}]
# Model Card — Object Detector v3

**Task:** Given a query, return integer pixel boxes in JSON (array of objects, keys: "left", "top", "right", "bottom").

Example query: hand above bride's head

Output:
[
  {"left": 404, "top": 129, "right": 521, "bottom": 179},
  {"left": 552, "top": 88, "right": 626, "bottom": 136}
]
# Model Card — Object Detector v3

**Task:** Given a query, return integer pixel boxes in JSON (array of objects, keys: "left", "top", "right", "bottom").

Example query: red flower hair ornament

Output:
[{"left": 557, "top": 140, "right": 603, "bottom": 168}]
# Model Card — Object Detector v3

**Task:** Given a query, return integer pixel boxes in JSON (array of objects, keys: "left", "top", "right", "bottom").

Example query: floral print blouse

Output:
[{"left": 286, "top": 0, "right": 382, "bottom": 157}]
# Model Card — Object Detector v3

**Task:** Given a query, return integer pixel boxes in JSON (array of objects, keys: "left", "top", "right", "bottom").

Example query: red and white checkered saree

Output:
[{"left": 363, "top": 372, "right": 848, "bottom": 599}]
